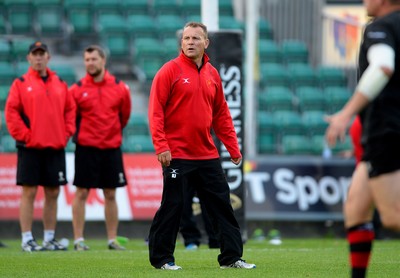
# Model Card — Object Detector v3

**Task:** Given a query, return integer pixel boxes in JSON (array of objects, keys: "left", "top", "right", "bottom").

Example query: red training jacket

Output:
[
  {"left": 69, "top": 71, "right": 131, "bottom": 149},
  {"left": 148, "top": 51, "right": 241, "bottom": 160},
  {"left": 5, "top": 67, "right": 76, "bottom": 149}
]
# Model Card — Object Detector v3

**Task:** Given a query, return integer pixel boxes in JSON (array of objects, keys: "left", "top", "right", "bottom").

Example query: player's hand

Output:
[
  {"left": 231, "top": 157, "right": 242, "bottom": 165},
  {"left": 157, "top": 151, "right": 172, "bottom": 167},
  {"left": 324, "top": 112, "right": 351, "bottom": 147}
]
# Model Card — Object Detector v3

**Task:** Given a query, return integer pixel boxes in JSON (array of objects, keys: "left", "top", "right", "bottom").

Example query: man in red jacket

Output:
[
  {"left": 69, "top": 45, "right": 131, "bottom": 251},
  {"left": 5, "top": 41, "right": 76, "bottom": 252},
  {"left": 148, "top": 22, "right": 255, "bottom": 270}
]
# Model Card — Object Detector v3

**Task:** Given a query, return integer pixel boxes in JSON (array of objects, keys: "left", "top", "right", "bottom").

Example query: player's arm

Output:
[{"left": 325, "top": 43, "right": 394, "bottom": 146}]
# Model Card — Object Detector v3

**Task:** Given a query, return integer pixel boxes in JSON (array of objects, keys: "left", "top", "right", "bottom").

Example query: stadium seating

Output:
[
  {"left": 259, "top": 18, "right": 273, "bottom": 40},
  {"left": 258, "top": 86, "right": 294, "bottom": 112},
  {"left": 92, "top": 0, "right": 122, "bottom": 18},
  {"left": 137, "top": 57, "right": 164, "bottom": 81},
  {"left": 64, "top": 0, "right": 92, "bottom": 10},
  {"left": 133, "top": 38, "right": 162, "bottom": 60},
  {"left": 133, "top": 38, "right": 164, "bottom": 80},
  {"left": 0, "top": 62, "right": 16, "bottom": 87},
  {"left": 259, "top": 40, "right": 282, "bottom": 64},
  {"left": 287, "top": 63, "right": 317, "bottom": 88},
  {"left": 0, "top": 13, "right": 9, "bottom": 34},
  {"left": 33, "top": 0, "right": 64, "bottom": 36},
  {"left": 64, "top": 0, "right": 94, "bottom": 34},
  {"left": 152, "top": 0, "right": 181, "bottom": 16},
  {"left": 272, "top": 110, "right": 305, "bottom": 137},
  {"left": 0, "top": 86, "right": 9, "bottom": 110},
  {"left": 11, "top": 38, "right": 36, "bottom": 62},
  {"left": 180, "top": 0, "right": 201, "bottom": 18},
  {"left": 1, "top": 134, "right": 15, "bottom": 153},
  {"left": 15, "top": 61, "right": 30, "bottom": 76},
  {"left": 0, "top": 110, "right": 6, "bottom": 132},
  {"left": 219, "top": 15, "right": 244, "bottom": 30},
  {"left": 219, "top": 0, "right": 234, "bottom": 16},
  {"left": 163, "top": 38, "right": 180, "bottom": 61},
  {"left": 259, "top": 63, "right": 290, "bottom": 88},
  {"left": 0, "top": 0, "right": 350, "bottom": 158},
  {"left": 122, "top": 0, "right": 150, "bottom": 17},
  {"left": 127, "top": 15, "right": 158, "bottom": 40},
  {"left": 7, "top": 8, "right": 35, "bottom": 35},
  {"left": 281, "top": 39, "right": 309, "bottom": 64},
  {"left": 33, "top": 0, "right": 62, "bottom": 7},
  {"left": 155, "top": 15, "right": 185, "bottom": 40},
  {"left": 0, "top": 39, "right": 12, "bottom": 62},
  {"left": 258, "top": 134, "right": 276, "bottom": 154},
  {"left": 186, "top": 15, "right": 201, "bottom": 23},
  {"left": 122, "top": 135, "right": 154, "bottom": 153},
  {"left": 310, "top": 134, "right": 325, "bottom": 155},
  {"left": 97, "top": 14, "right": 128, "bottom": 34},
  {"left": 102, "top": 34, "right": 132, "bottom": 61},
  {"left": 302, "top": 110, "right": 328, "bottom": 136},
  {"left": 295, "top": 86, "right": 325, "bottom": 112},
  {"left": 281, "top": 135, "right": 313, "bottom": 155},
  {"left": 125, "top": 113, "right": 149, "bottom": 136},
  {"left": 51, "top": 64, "right": 77, "bottom": 85},
  {"left": 323, "top": 86, "right": 351, "bottom": 114},
  {"left": 316, "top": 66, "right": 347, "bottom": 88},
  {"left": 257, "top": 111, "right": 274, "bottom": 136},
  {"left": 97, "top": 15, "right": 131, "bottom": 61}
]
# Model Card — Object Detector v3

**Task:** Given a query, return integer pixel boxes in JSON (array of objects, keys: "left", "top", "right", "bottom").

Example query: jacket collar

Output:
[
  {"left": 83, "top": 70, "right": 112, "bottom": 85},
  {"left": 179, "top": 50, "right": 209, "bottom": 69},
  {"left": 27, "top": 66, "right": 54, "bottom": 79}
]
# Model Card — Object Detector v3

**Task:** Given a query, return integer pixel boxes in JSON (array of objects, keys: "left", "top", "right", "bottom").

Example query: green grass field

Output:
[{"left": 0, "top": 238, "right": 398, "bottom": 277}]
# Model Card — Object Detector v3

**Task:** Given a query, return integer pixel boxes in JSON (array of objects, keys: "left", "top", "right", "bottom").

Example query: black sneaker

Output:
[
  {"left": 42, "top": 238, "right": 67, "bottom": 251},
  {"left": 22, "top": 239, "right": 44, "bottom": 252}
]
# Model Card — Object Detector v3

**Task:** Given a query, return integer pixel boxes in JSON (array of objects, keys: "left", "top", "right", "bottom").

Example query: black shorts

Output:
[
  {"left": 73, "top": 145, "right": 127, "bottom": 188},
  {"left": 17, "top": 147, "right": 67, "bottom": 186},
  {"left": 363, "top": 135, "right": 400, "bottom": 178}
]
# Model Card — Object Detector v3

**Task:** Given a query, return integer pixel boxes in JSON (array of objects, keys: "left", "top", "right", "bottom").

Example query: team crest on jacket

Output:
[{"left": 182, "top": 78, "right": 190, "bottom": 84}]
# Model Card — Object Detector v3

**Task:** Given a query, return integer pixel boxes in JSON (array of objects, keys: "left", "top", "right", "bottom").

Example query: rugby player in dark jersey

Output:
[{"left": 325, "top": 1, "right": 400, "bottom": 277}]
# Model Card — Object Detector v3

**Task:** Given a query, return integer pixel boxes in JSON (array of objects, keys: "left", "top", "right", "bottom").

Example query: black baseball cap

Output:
[{"left": 28, "top": 41, "right": 49, "bottom": 53}]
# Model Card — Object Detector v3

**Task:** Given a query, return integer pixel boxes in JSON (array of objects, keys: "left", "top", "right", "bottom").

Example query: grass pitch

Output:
[{"left": 0, "top": 238, "right": 398, "bottom": 277}]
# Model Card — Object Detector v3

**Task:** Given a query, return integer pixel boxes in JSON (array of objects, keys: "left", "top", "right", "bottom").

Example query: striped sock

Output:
[{"left": 347, "top": 223, "right": 375, "bottom": 278}]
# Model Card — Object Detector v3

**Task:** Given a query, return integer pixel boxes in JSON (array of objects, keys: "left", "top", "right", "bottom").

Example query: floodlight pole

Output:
[
  {"left": 244, "top": 0, "right": 259, "bottom": 159},
  {"left": 201, "top": 0, "right": 219, "bottom": 31}
]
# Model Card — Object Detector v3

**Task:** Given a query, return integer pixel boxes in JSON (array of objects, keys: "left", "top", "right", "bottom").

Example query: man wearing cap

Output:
[{"left": 5, "top": 41, "right": 76, "bottom": 252}]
